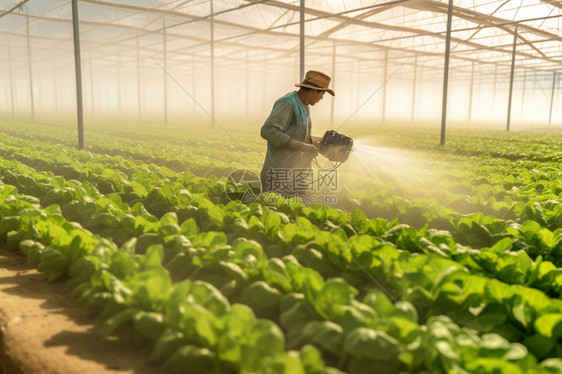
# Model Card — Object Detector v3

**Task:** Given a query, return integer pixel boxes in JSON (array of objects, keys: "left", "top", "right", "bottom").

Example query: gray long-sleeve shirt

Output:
[{"left": 260, "top": 91, "right": 312, "bottom": 172}]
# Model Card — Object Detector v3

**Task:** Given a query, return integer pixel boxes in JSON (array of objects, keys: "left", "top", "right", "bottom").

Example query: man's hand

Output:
[
  {"left": 285, "top": 138, "right": 319, "bottom": 157},
  {"left": 300, "top": 143, "right": 319, "bottom": 157},
  {"left": 311, "top": 135, "right": 323, "bottom": 148}
]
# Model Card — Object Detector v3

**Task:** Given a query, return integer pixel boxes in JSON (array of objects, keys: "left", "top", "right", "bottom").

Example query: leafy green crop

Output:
[{"left": 1, "top": 120, "right": 562, "bottom": 373}]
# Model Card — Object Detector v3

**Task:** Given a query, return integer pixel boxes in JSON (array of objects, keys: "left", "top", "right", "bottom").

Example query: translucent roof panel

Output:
[{"left": 1, "top": 0, "right": 561, "bottom": 125}]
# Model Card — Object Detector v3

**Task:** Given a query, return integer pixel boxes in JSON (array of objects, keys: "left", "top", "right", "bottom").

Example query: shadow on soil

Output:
[{"left": 0, "top": 248, "right": 158, "bottom": 374}]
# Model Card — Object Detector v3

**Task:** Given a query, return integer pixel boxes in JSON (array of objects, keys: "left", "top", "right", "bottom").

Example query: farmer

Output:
[{"left": 260, "top": 70, "right": 334, "bottom": 197}]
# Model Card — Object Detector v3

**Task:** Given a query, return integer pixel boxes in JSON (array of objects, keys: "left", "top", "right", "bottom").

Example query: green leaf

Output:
[
  {"left": 218, "top": 261, "right": 247, "bottom": 283},
  {"left": 222, "top": 304, "right": 256, "bottom": 337},
  {"left": 287, "top": 263, "right": 324, "bottom": 301},
  {"left": 162, "top": 344, "right": 216, "bottom": 374},
  {"left": 126, "top": 267, "right": 171, "bottom": 310},
  {"left": 465, "top": 358, "right": 523, "bottom": 374},
  {"left": 231, "top": 237, "right": 266, "bottom": 269},
  {"left": 160, "top": 211, "right": 178, "bottom": 225},
  {"left": 25, "top": 241, "right": 44, "bottom": 267},
  {"left": 263, "top": 258, "right": 292, "bottom": 293},
  {"left": 190, "top": 281, "right": 230, "bottom": 317},
  {"left": 524, "top": 334, "right": 554, "bottom": 360},
  {"left": 242, "top": 320, "right": 286, "bottom": 362},
  {"left": 484, "top": 279, "right": 513, "bottom": 302},
  {"left": 490, "top": 238, "right": 513, "bottom": 253},
  {"left": 302, "top": 321, "right": 344, "bottom": 356},
  {"left": 262, "top": 210, "right": 282, "bottom": 236},
  {"left": 109, "top": 250, "right": 137, "bottom": 280},
  {"left": 140, "top": 244, "right": 165, "bottom": 269},
  {"left": 350, "top": 209, "right": 368, "bottom": 233},
  {"left": 133, "top": 311, "right": 167, "bottom": 340},
  {"left": 179, "top": 303, "right": 220, "bottom": 348},
  {"left": 149, "top": 329, "right": 189, "bottom": 363},
  {"left": 37, "top": 246, "right": 70, "bottom": 282},
  {"left": 6, "top": 230, "right": 24, "bottom": 251},
  {"left": 344, "top": 327, "right": 400, "bottom": 361},
  {"left": 19, "top": 239, "right": 40, "bottom": 255},
  {"left": 97, "top": 308, "right": 139, "bottom": 340},
  {"left": 540, "top": 358, "right": 562, "bottom": 372},
  {"left": 101, "top": 168, "right": 116, "bottom": 179},
  {"left": 534, "top": 313, "right": 562, "bottom": 339},
  {"left": 130, "top": 181, "right": 148, "bottom": 197},
  {"left": 193, "top": 231, "right": 228, "bottom": 251},
  {"left": 217, "top": 330, "right": 242, "bottom": 365},
  {"left": 280, "top": 299, "right": 316, "bottom": 331},
  {"left": 135, "top": 232, "right": 161, "bottom": 254},
  {"left": 248, "top": 280, "right": 282, "bottom": 308},
  {"left": 68, "top": 255, "right": 98, "bottom": 286},
  {"left": 363, "top": 291, "right": 395, "bottom": 318},
  {"left": 387, "top": 316, "right": 421, "bottom": 343},
  {"left": 134, "top": 216, "right": 160, "bottom": 235},
  {"left": 313, "top": 278, "right": 358, "bottom": 320},
  {"left": 299, "top": 345, "right": 326, "bottom": 373},
  {"left": 0, "top": 216, "right": 21, "bottom": 240}
]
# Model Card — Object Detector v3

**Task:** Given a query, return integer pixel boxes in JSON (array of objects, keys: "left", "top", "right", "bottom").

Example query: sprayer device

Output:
[{"left": 318, "top": 130, "right": 354, "bottom": 163}]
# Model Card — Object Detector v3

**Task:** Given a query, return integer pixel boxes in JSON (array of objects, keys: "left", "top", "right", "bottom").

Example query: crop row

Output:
[
  {"left": 0, "top": 135, "right": 562, "bottom": 372},
  {"left": 1, "top": 121, "right": 562, "bottom": 371},
  {"left": 3, "top": 178, "right": 562, "bottom": 374},
  {"left": 1, "top": 130, "right": 561, "bottom": 256},
  {"left": 0, "top": 135, "right": 561, "bottom": 295},
  {"left": 4, "top": 120, "right": 562, "bottom": 234}
]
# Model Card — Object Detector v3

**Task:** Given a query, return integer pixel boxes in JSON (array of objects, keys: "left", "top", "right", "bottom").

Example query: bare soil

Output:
[{"left": 0, "top": 247, "right": 160, "bottom": 374}]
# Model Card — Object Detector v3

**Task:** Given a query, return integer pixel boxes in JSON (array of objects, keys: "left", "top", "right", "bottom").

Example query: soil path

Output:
[{"left": 0, "top": 247, "right": 159, "bottom": 374}]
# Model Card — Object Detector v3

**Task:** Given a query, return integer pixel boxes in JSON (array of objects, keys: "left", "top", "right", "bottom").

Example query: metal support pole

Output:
[
  {"left": 163, "top": 19, "right": 168, "bottom": 124},
  {"left": 330, "top": 41, "right": 336, "bottom": 127},
  {"left": 210, "top": 1, "right": 215, "bottom": 126},
  {"left": 26, "top": 7, "right": 35, "bottom": 121},
  {"left": 356, "top": 61, "right": 361, "bottom": 118},
  {"left": 411, "top": 55, "right": 417, "bottom": 122},
  {"left": 263, "top": 59, "right": 267, "bottom": 113},
  {"left": 521, "top": 68, "right": 526, "bottom": 118},
  {"left": 549, "top": 71, "right": 556, "bottom": 124},
  {"left": 300, "top": 0, "right": 305, "bottom": 81},
  {"left": 245, "top": 50, "right": 249, "bottom": 117},
  {"left": 192, "top": 55, "right": 196, "bottom": 115},
  {"left": 53, "top": 58, "right": 58, "bottom": 114},
  {"left": 506, "top": 27, "right": 517, "bottom": 131},
  {"left": 492, "top": 64, "right": 498, "bottom": 116},
  {"left": 71, "top": 0, "right": 85, "bottom": 149},
  {"left": 382, "top": 50, "right": 388, "bottom": 122},
  {"left": 440, "top": 0, "right": 453, "bottom": 146},
  {"left": 104, "top": 82, "right": 109, "bottom": 111},
  {"left": 468, "top": 61, "right": 474, "bottom": 122},
  {"left": 137, "top": 34, "right": 142, "bottom": 121},
  {"left": 532, "top": 70, "right": 536, "bottom": 107},
  {"left": 117, "top": 53, "right": 122, "bottom": 114},
  {"left": 88, "top": 50, "right": 94, "bottom": 117},
  {"left": 7, "top": 36, "right": 15, "bottom": 119},
  {"left": 348, "top": 62, "right": 354, "bottom": 116}
]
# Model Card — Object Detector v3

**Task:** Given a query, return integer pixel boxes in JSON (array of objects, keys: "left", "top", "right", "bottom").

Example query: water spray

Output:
[{"left": 309, "top": 57, "right": 412, "bottom": 185}]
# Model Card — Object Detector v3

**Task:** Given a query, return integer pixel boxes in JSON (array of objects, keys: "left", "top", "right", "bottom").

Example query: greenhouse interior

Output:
[{"left": 0, "top": 1, "right": 562, "bottom": 374}]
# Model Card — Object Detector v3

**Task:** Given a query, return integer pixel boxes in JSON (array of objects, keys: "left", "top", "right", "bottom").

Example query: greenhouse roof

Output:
[{"left": 1, "top": 0, "right": 561, "bottom": 73}]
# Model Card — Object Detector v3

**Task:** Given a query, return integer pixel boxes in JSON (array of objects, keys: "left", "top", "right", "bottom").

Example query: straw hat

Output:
[{"left": 295, "top": 70, "right": 335, "bottom": 96}]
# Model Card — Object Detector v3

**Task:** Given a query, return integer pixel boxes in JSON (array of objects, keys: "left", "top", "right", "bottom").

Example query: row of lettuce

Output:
[
  {"left": 0, "top": 129, "right": 561, "bottom": 372},
  {"left": 1, "top": 134, "right": 562, "bottom": 288},
  {"left": 1, "top": 120, "right": 560, "bottom": 235}
]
